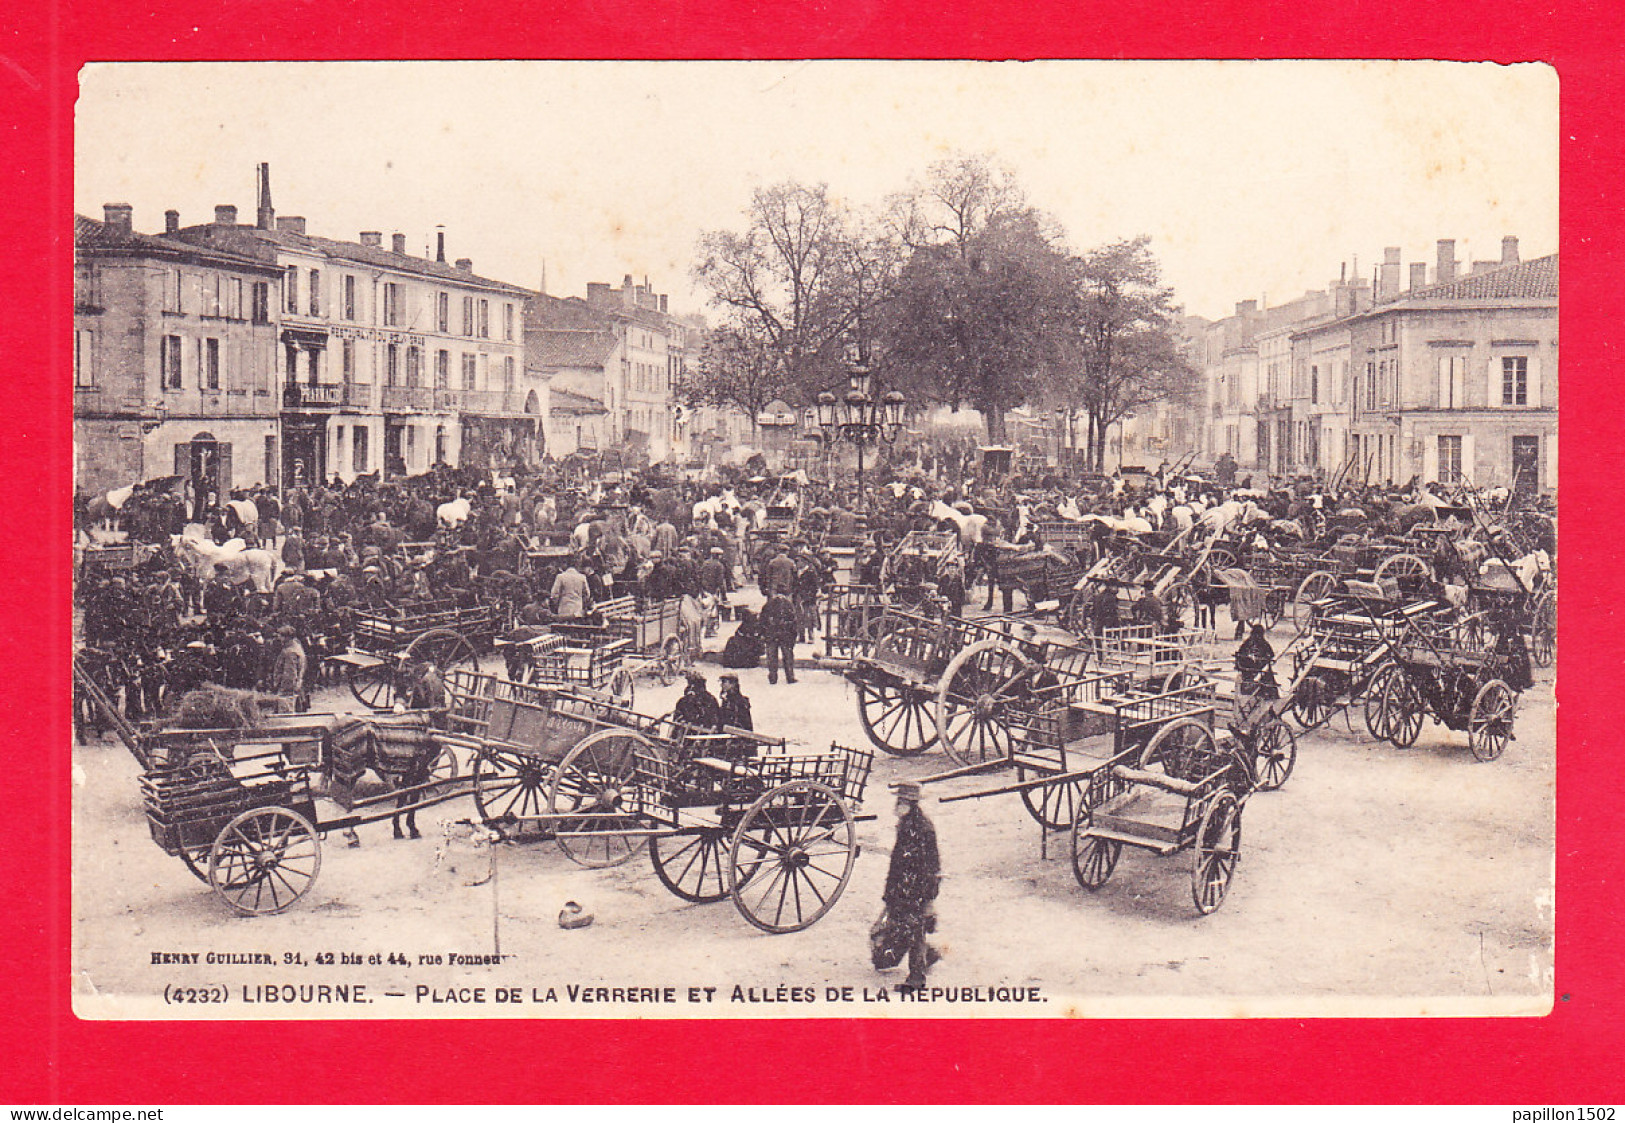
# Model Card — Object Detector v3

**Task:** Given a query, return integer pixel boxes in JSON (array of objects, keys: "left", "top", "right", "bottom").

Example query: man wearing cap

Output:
[
  {"left": 884, "top": 780, "right": 942, "bottom": 993},
  {"left": 717, "top": 673, "right": 752, "bottom": 732},
  {"left": 267, "top": 625, "right": 309, "bottom": 710}
]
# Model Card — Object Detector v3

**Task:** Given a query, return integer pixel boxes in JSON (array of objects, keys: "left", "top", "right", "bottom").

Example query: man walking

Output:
[
  {"left": 759, "top": 590, "right": 799, "bottom": 685},
  {"left": 884, "top": 780, "right": 941, "bottom": 993}
]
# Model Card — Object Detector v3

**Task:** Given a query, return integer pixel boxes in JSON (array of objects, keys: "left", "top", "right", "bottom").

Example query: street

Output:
[{"left": 72, "top": 621, "right": 1554, "bottom": 1020}]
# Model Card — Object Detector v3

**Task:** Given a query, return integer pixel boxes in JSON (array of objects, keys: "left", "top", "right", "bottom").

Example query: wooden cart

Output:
[{"left": 331, "top": 600, "right": 498, "bottom": 709}]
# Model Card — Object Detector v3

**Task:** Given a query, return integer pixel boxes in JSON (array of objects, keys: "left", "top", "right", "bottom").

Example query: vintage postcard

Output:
[{"left": 70, "top": 59, "right": 1556, "bottom": 1020}]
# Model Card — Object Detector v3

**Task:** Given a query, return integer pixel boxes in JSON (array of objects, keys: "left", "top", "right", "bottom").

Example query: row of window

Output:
[
  {"left": 283, "top": 267, "right": 515, "bottom": 340},
  {"left": 282, "top": 343, "right": 517, "bottom": 395},
  {"left": 157, "top": 334, "right": 269, "bottom": 393},
  {"left": 157, "top": 269, "right": 273, "bottom": 323},
  {"left": 1353, "top": 355, "right": 1533, "bottom": 414},
  {"left": 630, "top": 360, "right": 671, "bottom": 394}
]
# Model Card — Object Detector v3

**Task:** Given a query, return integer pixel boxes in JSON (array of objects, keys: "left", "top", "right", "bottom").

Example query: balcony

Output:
[
  {"left": 459, "top": 389, "right": 528, "bottom": 416},
  {"left": 283, "top": 382, "right": 369, "bottom": 411},
  {"left": 381, "top": 386, "right": 435, "bottom": 413}
]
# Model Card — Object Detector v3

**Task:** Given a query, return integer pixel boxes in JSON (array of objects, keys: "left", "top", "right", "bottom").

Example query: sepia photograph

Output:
[{"left": 70, "top": 59, "right": 1557, "bottom": 1020}]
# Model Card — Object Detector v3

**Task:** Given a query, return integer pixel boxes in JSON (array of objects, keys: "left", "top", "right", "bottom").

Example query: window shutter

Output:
[
  {"left": 1488, "top": 356, "right": 1500, "bottom": 408},
  {"left": 1527, "top": 354, "right": 1541, "bottom": 408},
  {"left": 174, "top": 441, "right": 188, "bottom": 478},
  {"left": 217, "top": 443, "right": 233, "bottom": 496},
  {"left": 1461, "top": 433, "right": 1475, "bottom": 482},
  {"left": 1422, "top": 436, "right": 1438, "bottom": 482}
]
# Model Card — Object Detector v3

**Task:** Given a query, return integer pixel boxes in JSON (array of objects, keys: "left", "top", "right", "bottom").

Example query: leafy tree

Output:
[
  {"left": 1066, "top": 236, "right": 1199, "bottom": 472},
  {"left": 678, "top": 325, "right": 794, "bottom": 441},
  {"left": 877, "top": 156, "right": 1076, "bottom": 444}
]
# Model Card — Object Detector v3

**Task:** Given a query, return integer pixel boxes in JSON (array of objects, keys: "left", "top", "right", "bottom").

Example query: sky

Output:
[{"left": 75, "top": 60, "right": 1558, "bottom": 323}]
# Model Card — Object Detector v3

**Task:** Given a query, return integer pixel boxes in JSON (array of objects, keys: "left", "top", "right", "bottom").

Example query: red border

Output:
[{"left": 6, "top": 0, "right": 1621, "bottom": 1103}]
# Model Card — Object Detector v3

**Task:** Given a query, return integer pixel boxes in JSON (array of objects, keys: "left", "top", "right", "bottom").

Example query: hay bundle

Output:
[{"left": 170, "top": 684, "right": 293, "bottom": 729}]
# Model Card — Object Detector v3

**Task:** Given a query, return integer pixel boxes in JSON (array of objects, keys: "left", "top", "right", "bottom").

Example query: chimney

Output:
[
  {"left": 1378, "top": 246, "right": 1402, "bottom": 302},
  {"left": 214, "top": 204, "right": 237, "bottom": 226},
  {"left": 360, "top": 231, "right": 382, "bottom": 248},
  {"left": 660, "top": 294, "right": 667, "bottom": 313},
  {"left": 1436, "top": 239, "right": 1457, "bottom": 284},
  {"left": 436, "top": 230, "right": 446, "bottom": 263},
  {"left": 1334, "top": 283, "right": 1355, "bottom": 318},
  {"left": 1501, "top": 235, "right": 1520, "bottom": 264},
  {"left": 102, "top": 203, "right": 133, "bottom": 232},
  {"left": 1410, "top": 262, "right": 1429, "bottom": 291},
  {"left": 1472, "top": 260, "right": 1497, "bottom": 275},
  {"left": 392, "top": 233, "right": 407, "bottom": 255},
  {"left": 278, "top": 216, "right": 307, "bottom": 236},
  {"left": 256, "top": 162, "right": 275, "bottom": 231},
  {"left": 164, "top": 210, "right": 180, "bottom": 234},
  {"left": 455, "top": 257, "right": 473, "bottom": 273},
  {"left": 1235, "top": 299, "right": 1258, "bottom": 317}
]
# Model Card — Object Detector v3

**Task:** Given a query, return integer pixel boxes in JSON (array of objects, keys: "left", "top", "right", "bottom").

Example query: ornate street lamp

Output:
[{"left": 817, "top": 361, "right": 906, "bottom": 499}]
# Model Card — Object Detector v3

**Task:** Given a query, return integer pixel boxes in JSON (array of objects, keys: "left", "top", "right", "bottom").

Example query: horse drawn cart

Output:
[
  {"left": 138, "top": 713, "right": 468, "bottom": 915},
  {"left": 440, "top": 672, "right": 874, "bottom": 932},
  {"left": 331, "top": 600, "right": 498, "bottom": 709},
  {"left": 929, "top": 673, "right": 1255, "bottom": 913}
]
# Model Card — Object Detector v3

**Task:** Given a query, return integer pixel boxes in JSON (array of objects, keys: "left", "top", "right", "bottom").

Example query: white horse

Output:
[
  {"left": 437, "top": 496, "right": 472, "bottom": 528},
  {"left": 173, "top": 532, "right": 284, "bottom": 593}
]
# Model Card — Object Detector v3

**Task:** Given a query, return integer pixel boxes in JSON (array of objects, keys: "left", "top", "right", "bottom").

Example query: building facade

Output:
[
  {"left": 172, "top": 166, "right": 537, "bottom": 485},
  {"left": 74, "top": 206, "right": 283, "bottom": 510}
]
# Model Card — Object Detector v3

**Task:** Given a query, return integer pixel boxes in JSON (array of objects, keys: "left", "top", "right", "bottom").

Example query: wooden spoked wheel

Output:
[
  {"left": 1290, "top": 672, "right": 1333, "bottom": 731},
  {"left": 856, "top": 681, "right": 938, "bottom": 757},
  {"left": 406, "top": 627, "right": 482, "bottom": 681},
  {"left": 1137, "top": 717, "right": 1218, "bottom": 782},
  {"left": 1362, "top": 664, "right": 1402, "bottom": 741},
  {"left": 727, "top": 780, "right": 857, "bottom": 934},
  {"left": 1529, "top": 594, "right": 1555, "bottom": 668},
  {"left": 1069, "top": 805, "right": 1122, "bottom": 891},
  {"left": 473, "top": 747, "right": 554, "bottom": 826},
  {"left": 656, "top": 635, "right": 689, "bottom": 685},
  {"left": 1291, "top": 571, "right": 1337, "bottom": 632},
  {"left": 935, "top": 640, "right": 1034, "bottom": 769},
  {"left": 1016, "top": 765, "right": 1081, "bottom": 831},
  {"left": 650, "top": 828, "right": 735, "bottom": 903},
  {"left": 1191, "top": 790, "right": 1242, "bottom": 915},
  {"left": 1373, "top": 552, "right": 1431, "bottom": 585},
  {"left": 1468, "top": 679, "right": 1517, "bottom": 762},
  {"left": 1259, "top": 588, "right": 1288, "bottom": 630},
  {"left": 1369, "top": 665, "right": 1424, "bottom": 748},
  {"left": 1251, "top": 716, "right": 1297, "bottom": 791},
  {"left": 346, "top": 658, "right": 398, "bottom": 710},
  {"left": 549, "top": 730, "right": 658, "bottom": 868},
  {"left": 207, "top": 806, "right": 322, "bottom": 916}
]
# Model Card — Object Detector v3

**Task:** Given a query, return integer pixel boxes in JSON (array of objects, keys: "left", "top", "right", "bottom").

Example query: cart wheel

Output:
[
  {"left": 1468, "top": 679, "right": 1517, "bottom": 762},
  {"left": 427, "top": 743, "right": 460, "bottom": 783},
  {"left": 405, "top": 628, "right": 482, "bottom": 682},
  {"left": 609, "top": 666, "right": 636, "bottom": 709},
  {"left": 347, "top": 659, "right": 399, "bottom": 710},
  {"left": 207, "top": 806, "right": 322, "bottom": 916},
  {"left": 1191, "top": 790, "right": 1242, "bottom": 915},
  {"left": 1018, "top": 768, "right": 1081, "bottom": 831},
  {"left": 1138, "top": 717, "right": 1217, "bottom": 783},
  {"left": 856, "top": 682, "right": 938, "bottom": 757},
  {"left": 656, "top": 635, "right": 688, "bottom": 686},
  {"left": 1164, "top": 581, "right": 1198, "bottom": 631},
  {"left": 549, "top": 729, "right": 657, "bottom": 868},
  {"left": 1375, "top": 666, "right": 1424, "bottom": 748},
  {"left": 1362, "top": 664, "right": 1400, "bottom": 741},
  {"left": 1060, "top": 589, "right": 1092, "bottom": 636},
  {"left": 473, "top": 746, "right": 553, "bottom": 826},
  {"left": 1374, "top": 552, "right": 1431, "bottom": 585},
  {"left": 727, "top": 779, "right": 857, "bottom": 934},
  {"left": 650, "top": 828, "right": 735, "bottom": 904},
  {"left": 1069, "top": 805, "right": 1121, "bottom": 891},
  {"left": 1251, "top": 716, "right": 1297, "bottom": 791},
  {"left": 1260, "top": 588, "right": 1287, "bottom": 630},
  {"left": 936, "top": 640, "right": 1034, "bottom": 769},
  {"left": 1290, "top": 672, "right": 1332, "bottom": 731},
  {"left": 1529, "top": 595, "right": 1555, "bottom": 668},
  {"left": 1292, "top": 571, "right": 1337, "bottom": 632}
]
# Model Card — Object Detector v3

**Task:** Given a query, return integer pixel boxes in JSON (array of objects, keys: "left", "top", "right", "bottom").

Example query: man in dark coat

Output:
[
  {"left": 672, "top": 672, "right": 721, "bottom": 729},
  {"left": 759, "top": 592, "right": 799, "bottom": 684},
  {"left": 717, "top": 673, "right": 752, "bottom": 731},
  {"left": 884, "top": 780, "right": 941, "bottom": 992}
]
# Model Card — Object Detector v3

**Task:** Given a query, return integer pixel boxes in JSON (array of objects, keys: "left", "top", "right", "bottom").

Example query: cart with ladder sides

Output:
[
  {"left": 129, "top": 708, "right": 472, "bottom": 916},
  {"left": 1280, "top": 580, "right": 1455, "bottom": 737},
  {"left": 437, "top": 671, "right": 874, "bottom": 932},
  {"left": 495, "top": 595, "right": 667, "bottom": 704},
  {"left": 1357, "top": 590, "right": 1526, "bottom": 763},
  {"left": 927, "top": 671, "right": 1257, "bottom": 913},
  {"left": 841, "top": 606, "right": 1081, "bottom": 763},
  {"left": 818, "top": 583, "right": 888, "bottom": 664},
  {"left": 329, "top": 599, "right": 499, "bottom": 710},
  {"left": 878, "top": 530, "right": 963, "bottom": 595},
  {"left": 1057, "top": 526, "right": 1216, "bottom": 640}
]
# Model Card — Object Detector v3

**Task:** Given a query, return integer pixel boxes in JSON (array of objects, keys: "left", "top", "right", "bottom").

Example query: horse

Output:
[
  {"left": 437, "top": 496, "right": 472, "bottom": 529},
  {"left": 173, "top": 533, "right": 284, "bottom": 593}
]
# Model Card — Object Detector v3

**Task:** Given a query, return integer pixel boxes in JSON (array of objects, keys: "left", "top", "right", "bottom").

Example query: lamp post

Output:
[{"left": 816, "top": 361, "right": 906, "bottom": 502}]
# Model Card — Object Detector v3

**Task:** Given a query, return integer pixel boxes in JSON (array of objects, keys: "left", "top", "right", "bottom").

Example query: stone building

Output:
[
  {"left": 171, "top": 165, "right": 537, "bottom": 484},
  {"left": 74, "top": 205, "right": 283, "bottom": 509}
]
